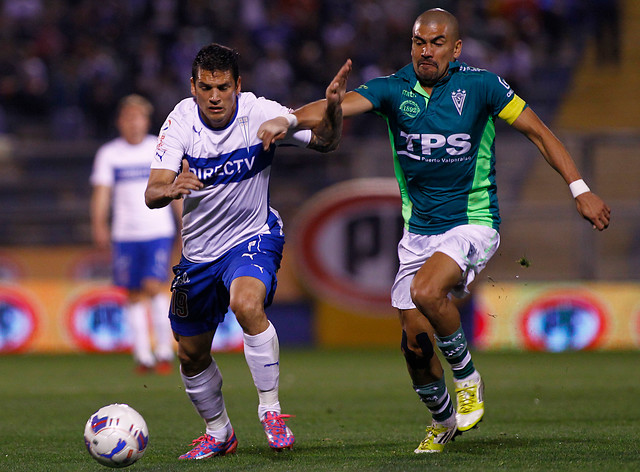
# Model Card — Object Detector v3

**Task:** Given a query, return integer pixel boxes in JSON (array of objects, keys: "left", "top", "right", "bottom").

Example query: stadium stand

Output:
[{"left": 0, "top": 0, "right": 637, "bottom": 281}]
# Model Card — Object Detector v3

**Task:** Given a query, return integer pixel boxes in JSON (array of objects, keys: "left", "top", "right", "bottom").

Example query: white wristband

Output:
[
  {"left": 569, "top": 179, "right": 590, "bottom": 198},
  {"left": 283, "top": 113, "right": 298, "bottom": 128}
]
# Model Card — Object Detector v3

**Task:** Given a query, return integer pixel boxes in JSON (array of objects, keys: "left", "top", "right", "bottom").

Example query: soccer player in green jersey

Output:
[{"left": 259, "top": 8, "right": 610, "bottom": 453}]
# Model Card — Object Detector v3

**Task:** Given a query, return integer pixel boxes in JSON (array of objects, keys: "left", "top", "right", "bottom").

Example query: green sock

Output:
[
  {"left": 413, "top": 377, "right": 455, "bottom": 423},
  {"left": 435, "top": 326, "right": 475, "bottom": 380}
]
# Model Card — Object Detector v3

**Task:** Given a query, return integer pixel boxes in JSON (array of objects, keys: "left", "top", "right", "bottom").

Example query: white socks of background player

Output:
[
  {"left": 243, "top": 321, "right": 281, "bottom": 419},
  {"left": 180, "top": 360, "right": 232, "bottom": 441},
  {"left": 150, "top": 293, "right": 174, "bottom": 362},
  {"left": 127, "top": 301, "right": 154, "bottom": 367}
]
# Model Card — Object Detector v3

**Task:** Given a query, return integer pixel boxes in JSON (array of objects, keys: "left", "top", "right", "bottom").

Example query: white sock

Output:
[
  {"left": 436, "top": 414, "right": 457, "bottom": 428},
  {"left": 205, "top": 412, "right": 232, "bottom": 441},
  {"left": 127, "top": 301, "right": 153, "bottom": 366},
  {"left": 243, "top": 322, "right": 281, "bottom": 418},
  {"left": 456, "top": 370, "right": 481, "bottom": 384},
  {"left": 150, "top": 293, "right": 174, "bottom": 361},
  {"left": 180, "top": 359, "right": 231, "bottom": 440},
  {"left": 258, "top": 401, "right": 281, "bottom": 420}
]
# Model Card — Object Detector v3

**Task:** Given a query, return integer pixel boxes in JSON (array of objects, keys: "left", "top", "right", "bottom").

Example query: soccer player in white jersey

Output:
[
  {"left": 90, "top": 94, "right": 177, "bottom": 374},
  {"left": 145, "top": 43, "right": 351, "bottom": 459}
]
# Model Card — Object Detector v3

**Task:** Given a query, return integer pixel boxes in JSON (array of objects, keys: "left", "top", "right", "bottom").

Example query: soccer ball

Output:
[{"left": 84, "top": 403, "right": 149, "bottom": 468}]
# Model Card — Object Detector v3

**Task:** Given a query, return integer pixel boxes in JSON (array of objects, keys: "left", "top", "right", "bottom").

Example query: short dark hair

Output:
[{"left": 192, "top": 43, "right": 240, "bottom": 83}]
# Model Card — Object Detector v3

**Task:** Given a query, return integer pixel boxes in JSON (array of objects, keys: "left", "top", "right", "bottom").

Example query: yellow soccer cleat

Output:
[
  {"left": 455, "top": 374, "right": 484, "bottom": 431},
  {"left": 414, "top": 421, "right": 458, "bottom": 453}
]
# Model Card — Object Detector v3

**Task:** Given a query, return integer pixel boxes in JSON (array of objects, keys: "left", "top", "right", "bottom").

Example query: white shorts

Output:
[{"left": 391, "top": 224, "right": 500, "bottom": 309}]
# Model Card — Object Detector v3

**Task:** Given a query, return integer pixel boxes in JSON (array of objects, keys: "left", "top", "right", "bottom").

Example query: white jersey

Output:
[
  {"left": 152, "top": 93, "right": 312, "bottom": 262},
  {"left": 90, "top": 135, "right": 176, "bottom": 242}
]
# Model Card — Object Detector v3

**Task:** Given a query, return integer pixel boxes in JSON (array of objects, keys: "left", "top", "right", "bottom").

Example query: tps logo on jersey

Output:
[
  {"left": 451, "top": 89, "right": 466, "bottom": 115},
  {"left": 67, "top": 287, "right": 131, "bottom": 352},
  {"left": 400, "top": 131, "right": 472, "bottom": 158},
  {"left": 0, "top": 287, "right": 38, "bottom": 353},
  {"left": 519, "top": 291, "right": 608, "bottom": 352}
]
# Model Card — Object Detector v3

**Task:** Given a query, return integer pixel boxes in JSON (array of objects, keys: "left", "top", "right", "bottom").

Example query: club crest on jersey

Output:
[
  {"left": 238, "top": 116, "right": 251, "bottom": 153},
  {"left": 451, "top": 89, "right": 466, "bottom": 116}
]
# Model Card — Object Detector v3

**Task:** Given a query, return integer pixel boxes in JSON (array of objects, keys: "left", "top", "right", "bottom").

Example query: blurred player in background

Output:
[
  {"left": 145, "top": 43, "right": 350, "bottom": 459},
  {"left": 258, "top": 8, "right": 611, "bottom": 453},
  {"left": 90, "top": 94, "right": 177, "bottom": 374}
]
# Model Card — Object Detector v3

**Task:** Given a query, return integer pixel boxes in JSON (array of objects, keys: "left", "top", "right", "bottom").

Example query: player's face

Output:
[
  {"left": 191, "top": 68, "right": 241, "bottom": 128},
  {"left": 117, "top": 105, "right": 150, "bottom": 145},
  {"left": 411, "top": 20, "right": 461, "bottom": 87}
]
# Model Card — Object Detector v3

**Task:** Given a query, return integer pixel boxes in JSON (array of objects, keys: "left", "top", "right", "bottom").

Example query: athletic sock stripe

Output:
[
  {"left": 431, "top": 396, "right": 452, "bottom": 415},
  {"left": 450, "top": 352, "right": 472, "bottom": 371}
]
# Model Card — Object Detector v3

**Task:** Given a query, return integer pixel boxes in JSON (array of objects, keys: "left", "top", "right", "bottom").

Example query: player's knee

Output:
[
  {"left": 401, "top": 330, "right": 435, "bottom": 369},
  {"left": 177, "top": 337, "right": 213, "bottom": 376},
  {"left": 178, "top": 351, "right": 212, "bottom": 377},
  {"left": 410, "top": 281, "right": 446, "bottom": 316},
  {"left": 229, "top": 296, "right": 263, "bottom": 324}
]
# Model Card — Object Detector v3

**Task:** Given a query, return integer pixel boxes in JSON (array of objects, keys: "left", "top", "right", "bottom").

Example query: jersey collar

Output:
[
  {"left": 197, "top": 95, "right": 240, "bottom": 131},
  {"left": 397, "top": 60, "right": 461, "bottom": 98}
]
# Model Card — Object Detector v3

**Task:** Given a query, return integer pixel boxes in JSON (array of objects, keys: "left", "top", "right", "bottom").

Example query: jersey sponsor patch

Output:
[
  {"left": 186, "top": 144, "right": 274, "bottom": 186},
  {"left": 400, "top": 131, "right": 472, "bottom": 159},
  {"left": 114, "top": 166, "right": 150, "bottom": 182},
  {"left": 400, "top": 99, "right": 421, "bottom": 118},
  {"left": 155, "top": 119, "right": 172, "bottom": 161}
]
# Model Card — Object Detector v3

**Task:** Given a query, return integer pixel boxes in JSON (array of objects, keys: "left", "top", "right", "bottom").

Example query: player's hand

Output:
[
  {"left": 575, "top": 192, "right": 611, "bottom": 230},
  {"left": 170, "top": 159, "right": 203, "bottom": 198},
  {"left": 257, "top": 116, "right": 289, "bottom": 151},
  {"left": 257, "top": 59, "right": 352, "bottom": 151},
  {"left": 326, "top": 59, "right": 352, "bottom": 107}
]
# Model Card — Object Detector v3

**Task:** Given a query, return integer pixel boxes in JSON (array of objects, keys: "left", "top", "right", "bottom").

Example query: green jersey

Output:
[{"left": 355, "top": 61, "right": 527, "bottom": 235}]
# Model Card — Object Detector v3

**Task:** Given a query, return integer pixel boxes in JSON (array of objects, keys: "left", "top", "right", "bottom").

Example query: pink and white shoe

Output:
[
  {"left": 261, "top": 412, "right": 295, "bottom": 450},
  {"left": 178, "top": 430, "right": 238, "bottom": 460}
]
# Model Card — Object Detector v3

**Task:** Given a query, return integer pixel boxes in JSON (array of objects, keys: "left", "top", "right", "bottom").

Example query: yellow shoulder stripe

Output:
[{"left": 498, "top": 95, "right": 526, "bottom": 125}]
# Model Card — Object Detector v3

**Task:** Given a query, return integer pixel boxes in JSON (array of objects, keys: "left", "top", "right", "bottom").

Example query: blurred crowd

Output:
[{"left": 0, "top": 0, "right": 620, "bottom": 140}]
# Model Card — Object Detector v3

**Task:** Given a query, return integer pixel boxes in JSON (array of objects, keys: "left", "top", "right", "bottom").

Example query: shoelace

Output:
[
  {"left": 188, "top": 435, "right": 217, "bottom": 448},
  {"left": 419, "top": 425, "right": 444, "bottom": 446},
  {"left": 422, "top": 427, "right": 436, "bottom": 442},
  {"left": 263, "top": 414, "right": 294, "bottom": 435},
  {"left": 456, "top": 386, "right": 477, "bottom": 413}
]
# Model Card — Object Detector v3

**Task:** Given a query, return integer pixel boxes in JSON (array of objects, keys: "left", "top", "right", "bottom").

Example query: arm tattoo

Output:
[{"left": 307, "top": 101, "right": 343, "bottom": 153}]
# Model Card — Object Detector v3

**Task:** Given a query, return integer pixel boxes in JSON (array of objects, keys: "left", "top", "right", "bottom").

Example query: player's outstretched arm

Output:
[
  {"left": 257, "top": 60, "right": 374, "bottom": 150},
  {"left": 145, "top": 159, "right": 204, "bottom": 209},
  {"left": 511, "top": 107, "right": 611, "bottom": 230},
  {"left": 307, "top": 59, "right": 352, "bottom": 152}
]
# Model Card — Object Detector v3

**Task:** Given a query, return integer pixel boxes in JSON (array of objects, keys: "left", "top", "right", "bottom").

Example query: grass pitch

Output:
[{"left": 1, "top": 349, "right": 639, "bottom": 471}]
